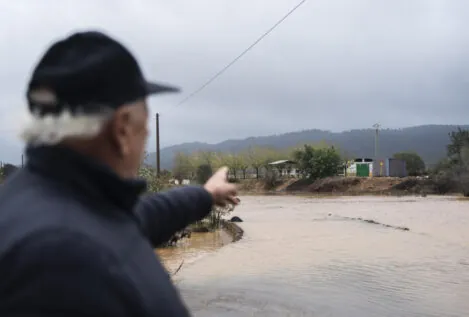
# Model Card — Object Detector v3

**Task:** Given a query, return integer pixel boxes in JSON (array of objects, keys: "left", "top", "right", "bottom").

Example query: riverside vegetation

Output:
[{"left": 137, "top": 155, "right": 237, "bottom": 248}]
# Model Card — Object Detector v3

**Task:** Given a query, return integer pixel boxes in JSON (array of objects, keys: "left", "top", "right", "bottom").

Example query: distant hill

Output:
[{"left": 146, "top": 125, "right": 469, "bottom": 170}]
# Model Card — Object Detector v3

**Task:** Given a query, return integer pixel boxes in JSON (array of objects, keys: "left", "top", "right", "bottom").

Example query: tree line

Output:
[
  {"left": 1, "top": 128, "right": 467, "bottom": 197},
  {"left": 169, "top": 144, "right": 431, "bottom": 184},
  {"left": 169, "top": 127, "right": 469, "bottom": 188},
  {"left": 430, "top": 128, "right": 469, "bottom": 196},
  {"left": 171, "top": 143, "right": 349, "bottom": 184}
]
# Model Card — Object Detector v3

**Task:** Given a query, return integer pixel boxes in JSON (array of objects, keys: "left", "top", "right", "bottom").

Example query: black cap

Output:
[{"left": 27, "top": 31, "right": 180, "bottom": 116}]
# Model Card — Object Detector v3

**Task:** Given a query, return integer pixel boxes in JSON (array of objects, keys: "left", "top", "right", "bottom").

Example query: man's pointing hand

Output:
[{"left": 204, "top": 167, "right": 239, "bottom": 207}]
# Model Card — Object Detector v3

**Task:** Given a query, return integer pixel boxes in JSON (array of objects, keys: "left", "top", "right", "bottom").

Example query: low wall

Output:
[{"left": 221, "top": 220, "right": 244, "bottom": 242}]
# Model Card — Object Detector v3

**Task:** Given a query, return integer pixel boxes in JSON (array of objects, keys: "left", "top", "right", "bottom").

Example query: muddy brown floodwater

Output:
[
  {"left": 165, "top": 196, "right": 469, "bottom": 316},
  {"left": 157, "top": 230, "right": 233, "bottom": 273}
]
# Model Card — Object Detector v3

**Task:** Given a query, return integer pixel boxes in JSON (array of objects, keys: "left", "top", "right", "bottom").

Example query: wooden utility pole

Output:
[
  {"left": 373, "top": 123, "right": 381, "bottom": 176},
  {"left": 155, "top": 113, "right": 160, "bottom": 176},
  {"left": 373, "top": 123, "right": 381, "bottom": 159}
]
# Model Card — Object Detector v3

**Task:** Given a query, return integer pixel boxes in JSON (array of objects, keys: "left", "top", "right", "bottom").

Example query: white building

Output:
[{"left": 268, "top": 160, "right": 299, "bottom": 177}]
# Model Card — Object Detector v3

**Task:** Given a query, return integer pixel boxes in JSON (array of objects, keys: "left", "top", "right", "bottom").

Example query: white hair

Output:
[
  {"left": 20, "top": 110, "right": 114, "bottom": 146},
  {"left": 20, "top": 88, "right": 116, "bottom": 146}
]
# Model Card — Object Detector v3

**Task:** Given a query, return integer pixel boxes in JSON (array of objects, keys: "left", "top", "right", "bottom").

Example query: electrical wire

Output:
[{"left": 175, "top": 0, "right": 308, "bottom": 107}]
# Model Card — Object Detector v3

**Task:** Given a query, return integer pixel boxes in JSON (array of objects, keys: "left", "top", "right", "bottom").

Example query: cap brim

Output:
[{"left": 146, "top": 81, "right": 181, "bottom": 95}]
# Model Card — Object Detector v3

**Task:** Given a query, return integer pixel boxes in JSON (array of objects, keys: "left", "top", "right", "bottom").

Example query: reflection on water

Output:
[
  {"left": 169, "top": 196, "right": 469, "bottom": 317},
  {"left": 156, "top": 230, "right": 232, "bottom": 273}
]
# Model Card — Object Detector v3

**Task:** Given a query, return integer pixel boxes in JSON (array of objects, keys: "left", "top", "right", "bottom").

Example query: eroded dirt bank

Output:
[{"left": 238, "top": 176, "right": 446, "bottom": 196}]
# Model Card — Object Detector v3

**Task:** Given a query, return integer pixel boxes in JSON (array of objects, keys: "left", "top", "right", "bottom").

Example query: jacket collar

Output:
[{"left": 26, "top": 145, "right": 147, "bottom": 211}]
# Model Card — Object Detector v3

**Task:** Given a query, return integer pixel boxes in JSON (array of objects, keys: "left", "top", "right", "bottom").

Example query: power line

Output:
[{"left": 175, "top": 0, "right": 308, "bottom": 107}]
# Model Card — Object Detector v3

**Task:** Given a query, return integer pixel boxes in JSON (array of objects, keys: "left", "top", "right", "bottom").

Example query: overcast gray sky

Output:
[{"left": 0, "top": 0, "right": 467, "bottom": 163}]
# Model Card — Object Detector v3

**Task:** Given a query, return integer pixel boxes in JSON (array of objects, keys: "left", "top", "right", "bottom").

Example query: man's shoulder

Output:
[
  {"left": 0, "top": 169, "right": 78, "bottom": 226},
  {"left": 0, "top": 168, "right": 71, "bottom": 211},
  {"left": 0, "top": 169, "right": 107, "bottom": 257},
  {"left": 0, "top": 226, "right": 145, "bottom": 317},
  {"left": 0, "top": 169, "right": 143, "bottom": 268}
]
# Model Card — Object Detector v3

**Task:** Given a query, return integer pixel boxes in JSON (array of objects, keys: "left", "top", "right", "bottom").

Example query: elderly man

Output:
[{"left": 0, "top": 31, "right": 238, "bottom": 316}]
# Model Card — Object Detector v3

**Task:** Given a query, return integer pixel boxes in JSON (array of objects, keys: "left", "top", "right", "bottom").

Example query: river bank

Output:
[
  {"left": 156, "top": 220, "right": 244, "bottom": 273},
  {"left": 156, "top": 230, "right": 232, "bottom": 273},
  {"left": 237, "top": 176, "right": 455, "bottom": 197},
  {"left": 173, "top": 195, "right": 468, "bottom": 316}
]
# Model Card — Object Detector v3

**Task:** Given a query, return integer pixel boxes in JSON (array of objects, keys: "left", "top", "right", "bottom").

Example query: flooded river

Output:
[
  {"left": 168, "top": 196, "right": 469, "bottom": 316},
  {"left": 157, "top": 230, "right": 232, "bottom": 273}
]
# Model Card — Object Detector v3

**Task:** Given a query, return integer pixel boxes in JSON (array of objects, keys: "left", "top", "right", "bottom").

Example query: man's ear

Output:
[{"left": 109, "top": 108, "right": 133, "bottom": 157}]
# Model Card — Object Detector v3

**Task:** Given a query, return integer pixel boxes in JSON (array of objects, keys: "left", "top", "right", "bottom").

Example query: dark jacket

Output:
[{"left": 0, "top": 146, "right": 213, "bottom": 317}]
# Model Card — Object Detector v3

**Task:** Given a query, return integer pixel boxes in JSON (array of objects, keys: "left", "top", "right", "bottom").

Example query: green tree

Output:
[
  {"left": 210, "top": 152, "right": 225, "bottom": 170},
  {"left": 447, "top": 128, "right": 469, "bottom": 196},
  {"left": 431, "top": 128, "right": 469, "bottom": 196},
  {"left": 137, "top": 152, "right": 167, "bottom": 192},
  {"left": 236, "top": 152, "right": 250, "bottom": 179},
  {"left": 447, "top": 128, "right": 469, "bottom": 164},
  {"left": 194, "top": 151, "right": 217, "bottom": 167},
  {"left": 138, "top": 164, "right": 166, "bottom": 192},
  {"left": 393, "top": 151, "right": 426, "bottom": 176},
  {"left": 196, "top": 164, "right": 213, "bottom": 185},
  {"left": 172, "top": 152, "right": 194, "bottom": 182},
  {"left": 430, "top": 158, "right": 454, "bottom": 194},
  {"left": 292, "top": 145, "right": 342, "bottom": 180},
  {"left": 219, "top": 153, "right": 249, "bottom": 179},
  {"left": 261, "top": 148, "right": 284, "bottom": 170},
  {"left": 246, "top": 146, "right": 266, "bottom": 179},
  {"left": 458, "top": 146, "right": 469, "bottom": 196}
]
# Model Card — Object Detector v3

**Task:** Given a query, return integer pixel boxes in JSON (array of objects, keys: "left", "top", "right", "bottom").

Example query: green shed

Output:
[{"left": 356, "top": 163, "right": 370, "bottom": 177}]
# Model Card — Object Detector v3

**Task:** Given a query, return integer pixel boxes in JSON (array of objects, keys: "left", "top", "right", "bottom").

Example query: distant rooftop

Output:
[{"left": 269, "top": 160, "right": 296, "bottom": 165}]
